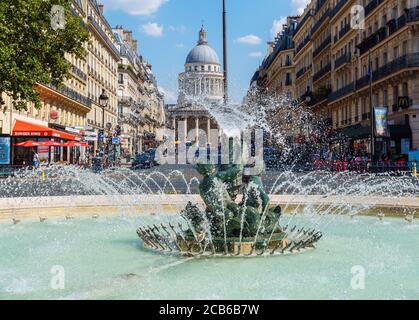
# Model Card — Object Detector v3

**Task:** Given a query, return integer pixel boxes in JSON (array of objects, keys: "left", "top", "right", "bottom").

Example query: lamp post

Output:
[
  {"left": 99, "top": 89, "right": 109, "bottom": 153},
  {"left": 223, "top": 0, "right": 228, "bottom": 104}
]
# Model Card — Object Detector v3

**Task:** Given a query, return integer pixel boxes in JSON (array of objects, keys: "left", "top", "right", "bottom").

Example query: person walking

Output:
[{"left": 33, "top": 150, "right": 40, "bottom": 169}]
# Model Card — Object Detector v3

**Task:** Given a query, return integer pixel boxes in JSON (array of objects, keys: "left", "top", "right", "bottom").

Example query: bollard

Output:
[{"left": 413, "top": 161, "right": 417, "bottom": 178}]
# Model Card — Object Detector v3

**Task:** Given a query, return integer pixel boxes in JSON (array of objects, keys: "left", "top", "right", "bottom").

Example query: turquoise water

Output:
[{"left": 0, "top": 214, "right": 418, "bottom": 300}]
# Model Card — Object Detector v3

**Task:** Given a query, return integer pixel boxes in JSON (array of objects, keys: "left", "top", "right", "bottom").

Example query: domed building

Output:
[{"left": 168, "top": 26, "right": 224, "bottom": 145}]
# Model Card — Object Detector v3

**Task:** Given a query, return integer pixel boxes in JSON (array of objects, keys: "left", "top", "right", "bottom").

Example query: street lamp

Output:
[{"left": 98, "top": 89, "right": 109, "bottom": 154}]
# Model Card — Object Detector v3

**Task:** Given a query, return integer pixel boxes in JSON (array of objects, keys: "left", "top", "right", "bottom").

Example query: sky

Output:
[{"left": 101, "top": 0, "right": 310, "bottom": 104}]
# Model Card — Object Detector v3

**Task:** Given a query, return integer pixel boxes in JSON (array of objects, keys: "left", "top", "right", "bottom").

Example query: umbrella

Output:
[
  {"left": 41, "top": 140, "right": 64, "bottom": 147},
  {"left": 14, "top": 140, "right": 42, "bottom": 147},
  {"left": 63, "top": 141, "right": 88, "bottom": 147}
]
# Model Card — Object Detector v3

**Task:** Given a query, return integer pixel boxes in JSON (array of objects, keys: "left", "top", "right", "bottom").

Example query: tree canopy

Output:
[{"left": 0, "top": 0, "right": 89, "bottom": 111}]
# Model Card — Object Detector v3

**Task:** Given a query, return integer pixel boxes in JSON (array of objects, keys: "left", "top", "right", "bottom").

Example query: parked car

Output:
[{"left": 131, "top": 149, "right": 158, "bottom": 169}]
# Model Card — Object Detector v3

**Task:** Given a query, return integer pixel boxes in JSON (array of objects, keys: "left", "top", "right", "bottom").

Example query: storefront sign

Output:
[
  {"left": 398, "top": 97, "right": 410, "bottom": 109},
  {"left": 374, "top": 107, "right": 389, "bottom": 137},
  {"left": 0, "top": 137, "right": 11, "bottom": 165}
]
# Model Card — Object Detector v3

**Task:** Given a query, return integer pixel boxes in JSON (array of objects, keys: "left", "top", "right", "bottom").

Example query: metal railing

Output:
[
  {"left": 313, "top": 35, "right": 331, "bottom": 58},
  {"left": 311, "top": 8, "right": 330, "bottom": 35},
  {"left": 87, "top": 16, "right": 120, "bottom": 58},
  {"left": 313, "top": 63, "right": 331, "bottom": 82},
  {"left": 329, "top": 82, "right": 355, "bottom": 102},
  {"left": 47, "top": 84, "right": 92, "bottom": 107},
  {"left": 334, "top": 52, "right": 351, "bottom": 69}
]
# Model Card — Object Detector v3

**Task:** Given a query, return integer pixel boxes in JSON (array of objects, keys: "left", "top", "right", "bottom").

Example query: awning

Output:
[
  {"left": 389, "top": 125, "right": 412, "bottom": 139},
  {"left": 12, "top": 120, "right": 81, "bottom": 141}
]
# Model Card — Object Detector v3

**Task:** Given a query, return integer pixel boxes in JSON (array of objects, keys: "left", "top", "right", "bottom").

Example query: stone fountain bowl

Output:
[{"left": 137, "top": 224, "right": 322, "bottom": 257}]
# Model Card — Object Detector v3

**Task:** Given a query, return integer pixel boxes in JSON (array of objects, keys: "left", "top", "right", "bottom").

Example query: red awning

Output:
[{"left": 12, "top": 120, "right": 81, "bottom": 141}]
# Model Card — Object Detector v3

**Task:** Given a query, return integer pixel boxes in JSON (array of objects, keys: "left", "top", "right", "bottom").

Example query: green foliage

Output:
[{"left": 0, "top": 0, "right": 89, "bottom": 111}]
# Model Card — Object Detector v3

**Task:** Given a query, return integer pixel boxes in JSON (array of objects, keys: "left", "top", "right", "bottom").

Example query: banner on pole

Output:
[{"left": 374, "top": 107, "right": 389, "bottom": 137}]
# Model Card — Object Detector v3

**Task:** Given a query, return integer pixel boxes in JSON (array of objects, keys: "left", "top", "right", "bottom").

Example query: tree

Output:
[{"left": 0, "top": 0, "right": 89, "bottom": 111}]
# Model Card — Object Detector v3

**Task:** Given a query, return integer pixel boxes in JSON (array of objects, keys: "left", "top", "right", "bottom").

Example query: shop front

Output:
[{"left": 12, "top": 120, "right": 81, "bottom": 165}]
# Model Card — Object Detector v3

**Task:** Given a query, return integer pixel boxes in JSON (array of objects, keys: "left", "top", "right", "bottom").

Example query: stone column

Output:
[
  {"left": 195, "top": 117, "right": 199, "bottom": 143},
  {"left": 207, "top": 118, "right": 211, "bottom": 144}
]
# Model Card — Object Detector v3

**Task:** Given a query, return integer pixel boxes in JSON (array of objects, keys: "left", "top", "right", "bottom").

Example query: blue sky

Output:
[{"left": 102, "top": 0, "right": 310, "bottom": 103}]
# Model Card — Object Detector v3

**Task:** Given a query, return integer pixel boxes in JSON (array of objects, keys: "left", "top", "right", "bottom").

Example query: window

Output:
[
  {"left": 394, "top": 46, "right": 399, "bottom": 59},
  {"left": 402, "top": 41, "right": 408, "bottom": 56},
  {"left": 383, "top": 90, "right": 388, "bottom": 106},
  {"left": 208, "top": 65, "right": 212, "bottom": 71},
  {"left": 201, "top": 65, "right": 205, "bottom": 71},
  {"left": 383, "top": 52, "right": 388, "bottom": 64},
  {"left": 402, "top": 82, "right": 408, "bottom": 96},
  {"left": 393, "top": 86, "right": 399, "bottom": 105}
]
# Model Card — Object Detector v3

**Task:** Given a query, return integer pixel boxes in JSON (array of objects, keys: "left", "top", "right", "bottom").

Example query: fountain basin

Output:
[{"left": 0, "top": 214, "right": 417, "bottom": 300}]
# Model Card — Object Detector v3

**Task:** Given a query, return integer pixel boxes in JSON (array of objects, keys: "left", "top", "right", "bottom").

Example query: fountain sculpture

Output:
[{"left": 137, "top": 139, "right": 323, "bottom": 257}]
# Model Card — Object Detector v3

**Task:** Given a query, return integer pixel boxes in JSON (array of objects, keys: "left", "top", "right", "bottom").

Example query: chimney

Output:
[
  {"left": 266, "top": 41, "right": 275, "bottom": 55},
  {"left": 98, "top": 4, "right": 104, "bottom": 14}
]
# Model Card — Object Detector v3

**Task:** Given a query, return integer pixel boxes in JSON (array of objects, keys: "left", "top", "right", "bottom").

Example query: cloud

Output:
[
  {"left": 140, "top": 22, "right": 164, "bottom": 37},
  {"left": 168, "top": 25, "right": 187, "bottom": 33},
  {"left": 291, "top": 0, "right": 310, "bottom": 15},
  {"left": 271, "top": 16, "right": 287, "bottom": 38},
  {"left": 175, "top": 43, "right": 185, "bottom": 48},
  {"left": 102, "top": 0, "right": 168, "bottom": 16},
  {"left": 249, "top": 52, "right": 263, "bottom": 58},
  {"left": 158, "top": 87, "right": 177, "bottom": 104},
  {"left": 235, "top": 34, "right": 262, "bottom": 45}
]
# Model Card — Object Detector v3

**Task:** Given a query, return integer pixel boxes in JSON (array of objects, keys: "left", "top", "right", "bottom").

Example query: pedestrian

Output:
[{"left": 33, "top": 150, "right": 40, "bottom": 169}]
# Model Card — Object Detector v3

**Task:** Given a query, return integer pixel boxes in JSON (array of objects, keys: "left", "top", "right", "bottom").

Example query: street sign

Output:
[
  {"left": 0, "top": 137, "right": 11, "bottom": 165},
  {"left": 112, "top": 137, "right": 120, "bottom": 145}
]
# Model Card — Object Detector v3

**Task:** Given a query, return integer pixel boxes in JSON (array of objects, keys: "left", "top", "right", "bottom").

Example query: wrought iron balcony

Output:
[
  {"left": 359, "top": 9, "right": 418, "bottom": 56},
  {"left": 364, "top": 0, "right": 385, "bottom": 17},
  {"left": 309, "top": 86, "right": 331, "bottom": 106},
  {"left": 334, "top": 52, "right": 351, "bottom": 69},
  {"left": 47, "top": 84, "right": 92, "bottom": 108},
  {"left": 296, "top": 65, "right": 312, "bottom": 79},
  {"left": 329, "top": 82, "right": 355, "bottom": 102},
  {"left": 87, "top": 16, "right": 120, "bottom": 58},
  {"left": 311, "top": 8, "right": 330, "bottom": 35},
  {"left": 331, "top": 0, "right": 348, "bottom": 17},
  {"left": 71, "top": 65, "right": 87, "bottom": 82},
  {"left": 294, "top": 11, "right": 313, "bottom": 35},
  {"left": 356, "top": 53, "right": 419, "bottom": 90},
  {"left": 313, "top": 35, "right": 331, "bottom": 58},
  {"left": 313, "top": 63, "right": 331, "bottom": 82},
  {"left": 339, "top": 24, "right": 351, "bottom": 39},
  {"left": 295, "top": 35, "right": 311, "bottom": 55}
]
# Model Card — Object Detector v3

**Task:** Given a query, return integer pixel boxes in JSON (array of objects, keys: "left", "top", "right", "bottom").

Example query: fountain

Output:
[{"left": 136, "top": 139, "right": 322, "bottom": 257}]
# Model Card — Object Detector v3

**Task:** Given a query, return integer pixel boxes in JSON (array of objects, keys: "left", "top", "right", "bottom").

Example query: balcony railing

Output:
[
  {"left": 309, "top": 86, "right": 331, "bottom": 106},
  {"left": 313, "top": 63, "right": 331, "bottom": 82},
  {"left": 356, "top": 53, "right": 419, "bottom": 90},
  {"left": 329, "top": 82, "right": 355, "bottom": 102},
  {"left": 295, "top": 11, "right": 313, "bottom": 35},
  {"left": 358, "top": 8, "right": 419, "bottom": 56},
  {"left": 87, "top": 16, "right": 120, "bottom": 58},
  {"left": 295, "top": 35, "right": 311, "bottom": 55},
  {"left": 311, "top": 8, "right": 330, "bottom": 34},
  {"left": 71, "top": 65, "right": 87, "bottom": 82},
  {"left": 364, "top": 0, "right": 385, "bottom": 17},
  {"left": 334, "top": 52, "right": 351, "bottom": 69},
  {"left": 313, "top": 35, "right": 331, "bottom": 58},
  {"left": 331, "top": 0, "right": 348, "bottom": 17},
  {"left": 339, "top": 23, "right": 351, "bottom": 39},
  {"left": 47, "top": 84, "right": 92, "bottom": 108},
  {"left": 296, "top": 65, "right": 312, "bottom": 79}
]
